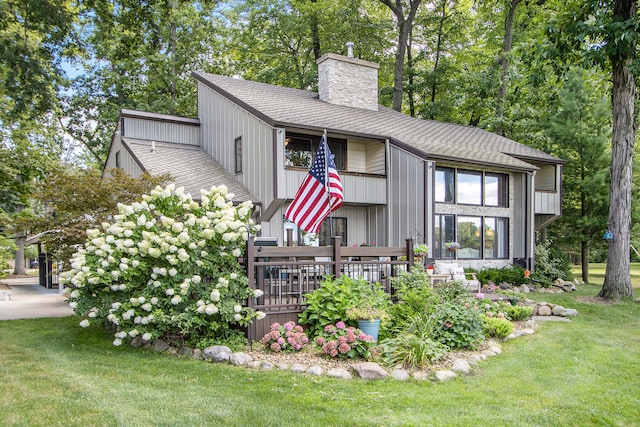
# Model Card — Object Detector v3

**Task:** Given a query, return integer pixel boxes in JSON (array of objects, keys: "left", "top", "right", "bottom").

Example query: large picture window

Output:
[
  {"left": 434, "top": 215, "right": 509, "bottom": 260},
  {"left": 435, "top": 167, "right": 508, "bottom": 207},
  {"left": 435, "top": 167, "right": 455, "bottom": 203},
  {"left": 285, "top": 133, "right": 346, "bottom": 171},
  {"left": 457, "top": 170, "right": 483, "bottom": 205}
]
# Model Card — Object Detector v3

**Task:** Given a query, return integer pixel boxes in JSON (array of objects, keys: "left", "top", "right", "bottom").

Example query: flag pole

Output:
[{"left": 323, "top": 129, "right": 334, "bottom": 239}]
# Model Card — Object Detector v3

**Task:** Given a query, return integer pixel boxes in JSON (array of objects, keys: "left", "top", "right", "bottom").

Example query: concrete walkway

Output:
[{"left": 0, "top": 276, "right": 74, "bottom": 320}]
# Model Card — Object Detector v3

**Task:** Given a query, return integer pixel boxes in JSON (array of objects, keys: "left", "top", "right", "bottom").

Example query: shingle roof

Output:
[
  {"left": 193, "top": 72, "right": 563, "bottom": 171},
  {"left": 122, "top": 137, "right": 259, "bottom": 204}
]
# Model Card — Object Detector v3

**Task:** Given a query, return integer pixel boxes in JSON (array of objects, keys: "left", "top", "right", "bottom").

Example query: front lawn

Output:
[{"left": 1, "top": 281, "right": 639, "bottom": 426}]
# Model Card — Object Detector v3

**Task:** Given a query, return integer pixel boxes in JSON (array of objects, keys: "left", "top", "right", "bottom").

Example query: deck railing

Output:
[{"left": 245, "top": 236, "right": 417, "bottom": 341}]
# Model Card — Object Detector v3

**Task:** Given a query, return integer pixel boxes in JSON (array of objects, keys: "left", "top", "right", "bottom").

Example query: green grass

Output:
[
  {"left": 571, "top": 262, "right": 640, "bottom": 289},
  {"left": 1, "top": 281, "right": 640, "bottom": 426}
]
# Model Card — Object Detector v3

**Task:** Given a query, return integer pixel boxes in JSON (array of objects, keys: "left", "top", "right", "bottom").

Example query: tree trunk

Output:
[
  {"left": 599, "top": 41, "right": 635, "bottom": 299},
  {"left": 13, "top": 234, "right": 25, "bottom": 275},
  {"left": 407, "top": 29, "right": 415, "bottom": 117},
  {"left": 495, "top": 0, "right": 522, "bottom": 134},
  {"left": 380, "top": 0, "right": 423, "bottom": 112},
  {"left": 310, "top": 0, "right": 321, "bottom": 60},
  {"left": 581, "top": 240, "right": 589, "bottom": 284},
  {"left": 429, "top": 0, "right": 447, "bottom": 118}
]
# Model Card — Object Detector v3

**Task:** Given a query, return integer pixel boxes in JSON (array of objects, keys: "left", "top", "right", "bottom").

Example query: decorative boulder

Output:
[
  {"left": 203, "top": 345, "right": 232, "bottom": 362},
  {"left": 350, "top": 362, "right": 388, "bottom": 380}
]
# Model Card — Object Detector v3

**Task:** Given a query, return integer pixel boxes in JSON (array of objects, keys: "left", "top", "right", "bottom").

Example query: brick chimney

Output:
[{"left": 316, "top": 43, "right": 380, "bottom": 111}]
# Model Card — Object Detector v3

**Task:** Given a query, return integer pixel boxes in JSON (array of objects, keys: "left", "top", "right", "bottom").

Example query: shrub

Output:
[
  {"left": 260, "top": 321, "right": 309, "bottom": 352},
  {"left": 315, "top": 322, "right": 373, "bottom": 359},
  {"left": 380, "top": 314, "right": 448, "bottom": 368},
  {"left": 482, "top": 316, "right": 514, "bottom": 339},
  {"left": 431, "top": 300, "right": 484, "bottom": 350},
  {"left": 475, "top": 265, "right": 528, "bottom": 286},
  {"left": 532, "top": 239, "right": 573, "bottom": 285},
  {"left": 502, "top": 305, "right": 534, "bottom": 321},
  {"left": 299, "top": 276, "right": 390, "bottom": 338},
  {"left": 62, "top": 184, "right": 263, "bottom": 347},
  {"left": 433, "top": 279, "right": 469, "bottom": 302}
]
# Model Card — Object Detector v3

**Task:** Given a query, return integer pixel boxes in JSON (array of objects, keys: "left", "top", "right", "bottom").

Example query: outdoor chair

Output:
[{"left": 433, "top": 262, "right": 481, "bottom": 292}]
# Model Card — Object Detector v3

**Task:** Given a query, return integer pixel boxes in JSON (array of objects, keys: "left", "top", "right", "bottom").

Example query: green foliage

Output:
[
  {"left": 481, "top": 316, "right": 514, "bottom": 339},
  {"left": 532, "top": 238, "right": 573, "bottom": 285},
  {"left": 475, "top": 265, "right": 528, "bottom": 286},
  {"left": 63, "top": 184, "right": 262, "bottom": 347},
  {"left": 314, "top": 322, "right": 373, "bottom": 359},
  {"left": 299, "top": 275, "right": 390, "bottom": 338},
  {"left": 502, "top": 305, "right": 534, "bottom": 322},
  {"left": 24, "top": 168, "right": 171, "bottom": 267},
  {"left": 432, "top": 279, "right": 469, "bottom": 302},
  {"left": 379, "top": 314, "right": 449, "bottom": 368},
  {"left": 431, "top": 300, "right": 484, "bottom": 350}
]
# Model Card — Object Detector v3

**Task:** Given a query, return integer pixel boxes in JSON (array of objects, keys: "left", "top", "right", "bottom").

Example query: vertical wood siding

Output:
[
  {"left": 387, "top": 147, "right": 426, "bottom": 247},
  {"left": 104, "top": 133, "right": 144, "bottom": 177},
  {"left": 122, "top": 118, "right": 199, "bottom": 145},
  {"left": 197, "top": 82, "right": 275, "bottom": 209}
]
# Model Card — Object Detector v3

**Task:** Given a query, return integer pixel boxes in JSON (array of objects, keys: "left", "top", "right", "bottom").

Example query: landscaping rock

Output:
[
  {"left": 229, "top": 352, "right": 252, "bottom": 366},
  {"left": 129, "top": 335, "right": 144, "bottom": 348},
  {"left": 192, "top": 348, "right": 203, "bottom": 359},
  {"left": 203, "top": 345, "right": 232, "bottom": 362},
  {"left": 524, "top": 319, "right": 538, "bottom": 330},
  {"left": 519, "top": 284, "right": 531, "bottom": 293},
  {"left": 151, "top": 339, "right": 171, "bottom": 353},
  {"left": 412, "top": 371, "right": 430, "bottom": 381},
  {"left": 351, "top": 362, "right": 388, "bottom": 380},
  {"left": 390, "top": 369, "right": 410, "bottom": 381},
  {"left": 434, "top": 370, "right": 456, "bottom": 382},
  {"left": 451, "top": 359, "right": 471, "bottom": 374},
  {"left": 483, "top": 350, "right": 497, "bottom": 357},
  {"left": 260, "top": 362, "right": 274, "bottom": 371},
  {"left": 178, "top": 346, "right": 193, "bottom": 357},
  {"left": 537, "top": 305, "right": 552, "bottom": 316},
  {"left": 505, "top": 330, "right": 525, "bottom": 340},
  {"left": 522, "top": 328, "right": 535, "bottom": 335},
  {"left": 247, "top": 361, "right": 262, "bottom": 369},
  {"left": 276, "top": 363, "right": 290, "bottom": 370},
  {"left": 488, "top": 345, "right": 501, "bottom": 355},
  {"left": 551, "top": 305, "right": 566, "bottom": 316},
  {"left": 290, "top": 364, "right": 307, "bottom": 373},
  {"left": 306, "top": 366, "right": 324, "bottom": 376},
  {"left": 467, "top": 354, "right": 482, "bottom": 365},
  {"left": 327, "top": 368, "right": 352, "bottom": 380},
  {"left": 562, "top": 308, "right": 578, "bottom": 316}
]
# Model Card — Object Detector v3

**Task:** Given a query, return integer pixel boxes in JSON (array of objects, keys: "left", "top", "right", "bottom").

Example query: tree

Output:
[
  {"left": 549, "top": 0, "right": 637, "bottom": 299},
  {"left": 379, "top": 0, "right": 423, "bottom": 111},
  {"left": 23, "top": 168, "right": 171, "bottom": 266},
  {"left": 545, "top": 68, "right": 611, "bottom": 283}
]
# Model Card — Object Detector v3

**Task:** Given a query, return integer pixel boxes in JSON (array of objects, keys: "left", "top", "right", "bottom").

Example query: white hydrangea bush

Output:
[{"left": 62, "top": 184, "right": 265, "bottom": 347}]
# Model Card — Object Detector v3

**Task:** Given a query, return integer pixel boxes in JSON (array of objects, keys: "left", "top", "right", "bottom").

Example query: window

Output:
[
  {"left": 434, "top": 215, "right": 455, "bottom": 259},
  {"left": 434, "top": 215, "right": 509, "bottom": 260},
  {"left": 234, "top": 136, "right": 242, "bottom": 174},
  {"left": 115, "top": 150, "right": 121, "bottom": 168},
  {"left": 485, "top": 173, "right": 508, "bottom": 206},
  {"left": 485, "top": 217, "right": 508, "bottom": 259},
  {"left": 457, "top": 216, "right": 482, "bottom": 259},
  {"left": 318, "top": 217, "right": 347, "bottom": 246},
  {"left": 283, "top": 216, "right": 346, "bottom": 246},
  {"left": 457, "top": 170, "right": 482, "bottom": 205},
  {"left": 285, "top": 133, "right": 346, "bottom": 170},
  {"left": 435, "top": 167, "right": 455, "bottom": 203}
]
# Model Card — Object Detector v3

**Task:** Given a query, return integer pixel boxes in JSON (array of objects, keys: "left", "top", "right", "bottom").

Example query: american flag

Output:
[{"left": 285, "top": 135, "right": 343, "bottom": 233}]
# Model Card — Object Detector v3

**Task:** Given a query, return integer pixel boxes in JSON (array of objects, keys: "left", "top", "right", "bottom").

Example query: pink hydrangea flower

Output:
[{"left": 336, "top": 321, "right": 346, "bottom": 330}]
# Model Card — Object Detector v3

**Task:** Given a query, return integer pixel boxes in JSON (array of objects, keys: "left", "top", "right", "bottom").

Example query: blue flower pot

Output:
[{"left": 358, "top": 319, "right": 381, "bottom": 343}]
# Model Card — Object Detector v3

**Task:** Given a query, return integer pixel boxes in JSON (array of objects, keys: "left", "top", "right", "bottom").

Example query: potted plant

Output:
[
  {"left": 345, "top": 285, "right": 391, "bottom": 342},
  {"left": 444, "top": 241, "right": 460, "bottom": 252},
  {"left": 414, "top": 243, "right": 429, "bottom": 265}
]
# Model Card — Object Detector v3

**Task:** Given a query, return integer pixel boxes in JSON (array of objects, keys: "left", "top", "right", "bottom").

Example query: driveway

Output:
[{"left": 0, "top": 276, "right": 74, "bottom": 320}]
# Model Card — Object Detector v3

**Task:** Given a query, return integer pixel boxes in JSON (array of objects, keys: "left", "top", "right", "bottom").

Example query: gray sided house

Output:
[{"left": 104, "top": 52, "right": 563, "bottom": 270}]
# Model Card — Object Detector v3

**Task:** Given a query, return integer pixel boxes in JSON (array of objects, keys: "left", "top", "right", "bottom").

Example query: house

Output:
[{"left": 104, "top": 50, "right": 563, "bottom": 271}]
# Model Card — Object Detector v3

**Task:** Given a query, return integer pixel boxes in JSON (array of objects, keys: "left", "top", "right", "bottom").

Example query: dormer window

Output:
[{"left": 284, "top": 133, "right": 346, "bottom": 171}]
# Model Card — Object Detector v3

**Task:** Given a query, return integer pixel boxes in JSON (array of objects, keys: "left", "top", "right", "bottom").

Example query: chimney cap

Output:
[{"left": 346, "top": 42, "right": 354, "bottom": 58}]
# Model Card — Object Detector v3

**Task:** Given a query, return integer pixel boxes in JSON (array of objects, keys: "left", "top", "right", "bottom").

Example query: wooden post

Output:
[
  {"left": 333, "top": 236, "right": 342, "bottom": 278},
  {"left": 407, "top": 238, "right": 414, "bottom": 268}
]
